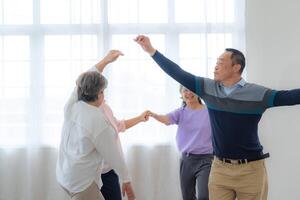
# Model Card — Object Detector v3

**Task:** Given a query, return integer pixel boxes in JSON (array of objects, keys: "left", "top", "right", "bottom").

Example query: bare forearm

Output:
[
  {"left": 152, "top": 114, "right": 170, "bottom": 125},
  {"left": 124, "top": 117, "right": 143, "bottom": 129},
  {"left": 94, "top": 50, "right": 124, "bottom": 72},
  {"left": 94, "top": 59, "right": 110, "bottom": 73}
]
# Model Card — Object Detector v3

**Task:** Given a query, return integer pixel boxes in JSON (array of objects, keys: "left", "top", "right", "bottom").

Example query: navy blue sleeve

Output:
[
  {"left": 152, "top": 51, "right": 204, "bottom": 96},
  {"left": 273, "top": 89, "right": 300, "bottom": 107}
]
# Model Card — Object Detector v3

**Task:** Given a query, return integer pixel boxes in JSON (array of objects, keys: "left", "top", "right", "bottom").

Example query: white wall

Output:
[{"left": 246, "top": 1, "right": 300, "bottom": 199}]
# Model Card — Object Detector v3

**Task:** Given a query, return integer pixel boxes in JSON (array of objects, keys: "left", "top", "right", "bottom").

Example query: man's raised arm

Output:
[{"left": 134, "top": 35, "right": 203, "bottom": 97}]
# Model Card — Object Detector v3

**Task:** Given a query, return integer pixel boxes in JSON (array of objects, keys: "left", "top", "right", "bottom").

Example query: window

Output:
[
  {"left": 0, "top": 0, "right": 245, "bottom": 147},
  {"left": 0, "top": 36, "right": 30, "bottom": 146},
  {"left": 40, "top": 0, "right": 101, "bottom": 24},
  {"left": 0, "top": 0, "right": 33, "bottom": 24},
  {"left": 108, "top": 0, "right": 167, "bottom": 23}
]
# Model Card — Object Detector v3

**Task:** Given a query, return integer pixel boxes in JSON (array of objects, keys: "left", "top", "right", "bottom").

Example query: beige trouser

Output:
[
  {"left": 208, "top": 158, "right": 268, "bottom": 200},
  {"left": 61, "top": 182, "right": 104, "bottom": 200}
]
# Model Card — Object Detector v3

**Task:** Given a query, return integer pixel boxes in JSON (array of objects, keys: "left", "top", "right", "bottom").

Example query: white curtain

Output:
[{"left": 0, "top": 0, "right": 245, "bottom": 199}]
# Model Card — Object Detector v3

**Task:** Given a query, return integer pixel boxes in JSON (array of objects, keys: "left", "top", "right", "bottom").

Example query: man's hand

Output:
[
  {"left": 122, "top": 182, "right": 136, "bottom": 200},
  {"left": 103, "top": 50, "right": 124, "bottom": 64},
  {"left": 134, "top": 35, "right": 156, "bottom": 56}
]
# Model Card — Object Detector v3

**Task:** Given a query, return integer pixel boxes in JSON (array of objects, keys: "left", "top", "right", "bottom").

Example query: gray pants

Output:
[{"left": 180, "top": 153, "right": 213, "bottom": 200}]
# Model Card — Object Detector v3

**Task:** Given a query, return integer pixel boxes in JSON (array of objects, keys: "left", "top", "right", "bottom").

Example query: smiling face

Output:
[{"left": 180, "top": 86, "right": 200, "bottom": 105}]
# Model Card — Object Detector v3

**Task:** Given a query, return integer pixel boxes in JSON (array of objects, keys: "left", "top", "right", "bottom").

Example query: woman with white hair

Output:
[{"left": 56, "top": 51, "right": 137, "bottom": 200}]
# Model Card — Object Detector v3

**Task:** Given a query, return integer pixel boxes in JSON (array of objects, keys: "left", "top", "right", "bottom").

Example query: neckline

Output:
[{"left": 184, "top": 105, "right": 206, "bottom": 111}]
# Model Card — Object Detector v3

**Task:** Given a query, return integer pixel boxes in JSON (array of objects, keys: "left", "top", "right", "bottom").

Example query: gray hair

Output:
[{"left": 76, "top": 71, "right": 107, "bottom": 102}]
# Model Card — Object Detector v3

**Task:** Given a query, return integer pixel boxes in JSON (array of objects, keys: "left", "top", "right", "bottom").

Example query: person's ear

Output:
[
  {"left": 98, "top": 91, "right": 104, "bottom": 100},
  {"left": 233, "top": 64, "right": 241, "bottom": 73}
]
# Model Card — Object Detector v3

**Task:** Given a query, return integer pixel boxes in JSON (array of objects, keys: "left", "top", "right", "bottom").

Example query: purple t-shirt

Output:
[{"left": 167, "top": 106, "right": 213, "bottom": 154}]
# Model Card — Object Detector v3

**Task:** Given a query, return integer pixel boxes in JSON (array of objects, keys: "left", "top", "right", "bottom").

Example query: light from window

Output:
[
  {"left": 43, "top": 34, "right": 98, "bottom": 146},
  {"left": 108, "top": 0, "right": 167, "bottom": 23},
  {"left": 0, "top": 36, "right": 29, "bottom": 147},
  {"left": 179, "top": 33, "right": 232, "bottom": 78},
  {"left": 41, "top": 0, "right": 101, "bottom": 24},
  {"left": 1, "top": 0, "right": 32, "bottom": 24},
  {"left": 175, "top": 0, "right": 234, "bottom": 23},
  {"left": 44, "top": 35, "right": 97, "bottom": 93},
  {"left": 0, "top": 36, "right": 30, "bottom": 98},
  {"left": 107, "top": 34, "right": 171, "bottom": 144}
]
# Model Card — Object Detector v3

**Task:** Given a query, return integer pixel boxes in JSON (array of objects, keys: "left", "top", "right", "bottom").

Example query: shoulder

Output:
[
  {"left": 169, "top": 106, "right": 185, "bottom": 115},
  {"left": 72, "top": 102, "right": 110, "bottom": 134},
  {"left": 232, "top": 83, "right": 272, "bottom": 101},
  {"left": 244, "top": 82, "right": 270, "bottom": 91}
]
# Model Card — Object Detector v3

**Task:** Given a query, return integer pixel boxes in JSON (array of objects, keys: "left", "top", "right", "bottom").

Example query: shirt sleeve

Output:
[
  {"left": 166, "top": 108, "right": 182, "bottom": 125},
  {"left": 64, "top": 88, "right": 78, "bottom": 119},
  {"left": 103, "top": 103, "right": 127, "bottom": 132},
  {"left": 152, "top": 51, "right": 205, "bottom": 97},
  {"left": 93, "top": 126, "right": 131, "bottom": 183},
  {"left": 272, "top": 89, "right": 300, "bottom": 107},
  {"left": 115, "top": 120, "right": 126, "bottom": 132}
]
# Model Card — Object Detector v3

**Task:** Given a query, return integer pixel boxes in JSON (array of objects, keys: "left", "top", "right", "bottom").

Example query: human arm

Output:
[
  {"left": 272, "top": 89, "right": 300, "bottom": 107},
  {"left": 150, "top": 112, "right": 170, "bottom": 125},
  {"left": 94, "top": 123, "right": 137, "bottom": 199},
  {"left": 64, "top": 50, "right": 123, "bottom": 117},
  {"left": 94, "top": 125, "right": 131, "bottom": 183},
  {"left": 124, "top": 110, "right": 151, "bottom": 130},
  {"left": 94, "top": 50, "right": 124, "bottom": 73},
  {"left": 134, "top": 35, "right": 204, "bottom": 96},
  {"left": 63, "top": 88, "right": 78, "bottom": 119}
]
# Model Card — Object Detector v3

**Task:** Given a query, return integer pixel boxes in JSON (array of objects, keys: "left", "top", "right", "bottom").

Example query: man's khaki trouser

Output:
[
  {"left": 208, "top": 158, "right": 268, "bottom": 200},
  {"left": 61, "top": 181, "right": 104, "bottom": 200}
]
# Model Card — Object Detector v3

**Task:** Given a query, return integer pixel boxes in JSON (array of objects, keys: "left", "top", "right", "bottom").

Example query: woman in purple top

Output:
[{"left": 150, "top": 85, "right": 213, "bottom": 200}]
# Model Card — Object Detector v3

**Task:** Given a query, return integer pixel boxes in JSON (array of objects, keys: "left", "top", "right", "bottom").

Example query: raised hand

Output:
[
  {"left": 95, "top": 50, "right": 124, "bottom": 72},
  {"left": 103, "top": 50, "right": 124, "bottom": 64},
  {"left": 134, "top": 35, "right": 156, "bottom": 56},
  {"left": 122, "top": 182, "right": 136, "bottom": 200}
]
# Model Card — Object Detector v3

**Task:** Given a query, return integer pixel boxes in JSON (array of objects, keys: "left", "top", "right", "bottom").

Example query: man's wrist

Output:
[{"left": 149, "top": 48, "right": 156, "bottom": 56}]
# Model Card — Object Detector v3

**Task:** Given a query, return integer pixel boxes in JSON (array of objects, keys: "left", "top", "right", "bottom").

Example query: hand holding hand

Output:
[
  {"left": 148, "top": 111, "right": 157, "bottom": 119},
  {"left": 139, "top": 110, "right": 152, "bottom": 122}
]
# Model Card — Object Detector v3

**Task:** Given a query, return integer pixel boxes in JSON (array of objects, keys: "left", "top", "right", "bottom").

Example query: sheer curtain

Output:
[{"left": 0, "top": 0, "right": 245, "bottom": 199}]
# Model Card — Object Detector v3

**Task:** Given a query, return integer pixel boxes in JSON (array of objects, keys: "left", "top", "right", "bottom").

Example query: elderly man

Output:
[{"left": 135, "top": 35, "right": 300, "bottom": 200}]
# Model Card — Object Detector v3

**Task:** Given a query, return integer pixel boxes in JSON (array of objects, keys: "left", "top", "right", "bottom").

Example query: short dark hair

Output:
[
  {"left": 76, "top": 71, "right": 107, "bottom": 102},
  {"left": 225, "top": 48, "right": 246, "bottom": 73}
]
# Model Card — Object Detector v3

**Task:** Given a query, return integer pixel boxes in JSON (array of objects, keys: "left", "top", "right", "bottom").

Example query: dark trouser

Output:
[
  {"left": 101, "top": 170, "right": 122, "bottom": 200},
  {"left": 180, "top": 153, "right": 213, "bottom": 200}
]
